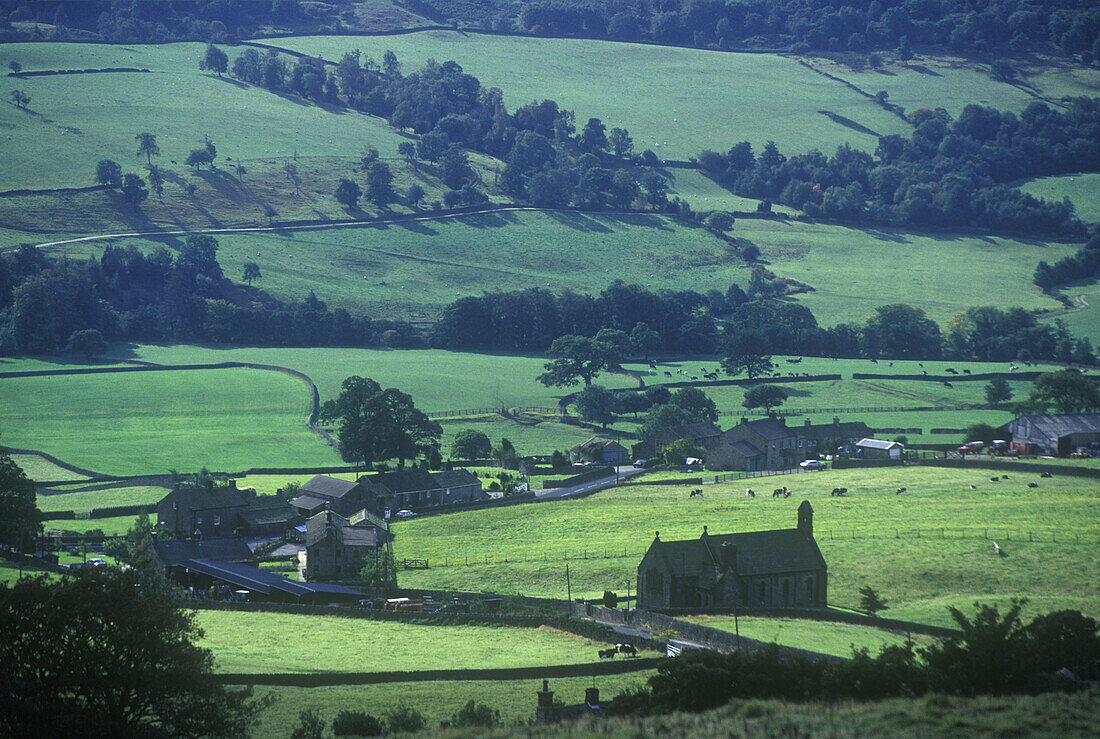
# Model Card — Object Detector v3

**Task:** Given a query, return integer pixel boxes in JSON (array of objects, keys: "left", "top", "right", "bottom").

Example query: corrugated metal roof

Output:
[
  {"left": 1007, "top": 414, "right": 1100, "bottom": 438},
  {"left": 182, "top": 558, "right": 363, "bottom": 598},
  {"left": 856, "top": 438, "right": 901, "bottom": 450}
]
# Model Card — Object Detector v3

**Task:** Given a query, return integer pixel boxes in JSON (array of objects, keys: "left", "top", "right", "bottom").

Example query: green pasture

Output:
[
  {"left": 103, "top": 344, "right": 638, "bottom": 411},
  {"left": 195, "top": 611, "right": 653, "bottom": 673},
  {"left": 1048, "top": 284, "right": 1100, "bottom": 349},
  {"left": 439, "top": 417, "right": 595, "bottom": 457},
  {"left": 811, "top": 56, "right": 1037, "bottom": 120},
  {"left": 0, "top": 42, "right": 411, "bottom": 192},
  {"left": 663, "top": 168, "right": 801, "bottom": 215},
  {"left": 246, "top": 673, "right": 653, "bottom": 736},
  {"left": 735, "top": 219, "right": 1078, "bottom": 328},
  {"left": 42, "top": 515, "right": 136, "bottom": 536},
  {"left": 625, "top": 356, "right": 1063, "bottom": 379},
  {"left": 48, "top": 210, "right": 746, "bottom": 321},
  {"left": 793, "top": 409, "right": 1016, "bottom": 445},
  {"left": 0, "top": 367, "right": 335, "bottom": 475},
  {"left": 268, "top": 32, "right": 913, "bottom": 157},
  {"left": 1017, "top": 173, "right": 1100, "bottom": 224},
  {"left": 8, "top": 454, "right": 88, "bottom": 482},
  {"left": 686, "top": 615, "right": 935, "bottom": 658},
  {"left": 392, "top": 466, "right": 1100, "bottom": 626},
  {"left": 36, "top": 486, "right": 165, "bottom": 514}
]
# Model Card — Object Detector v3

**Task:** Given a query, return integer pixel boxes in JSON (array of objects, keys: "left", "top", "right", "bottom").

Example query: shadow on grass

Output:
[
  {"left": 544, "top": 210, "right": 614, "bottom": 233},
  {"left": 908, "top": 64, "right": 942, "bottom": 77},
  {"left": 394, "top": 219, "right": 439, "bottom": 236},
  {"left": 453, "top": 211, "right": 514, "bottom": 229}
]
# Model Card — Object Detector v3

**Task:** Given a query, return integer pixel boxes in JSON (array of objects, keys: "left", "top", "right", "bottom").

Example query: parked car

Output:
[
  {"left": 394, "top": 509, "right": 418, "bottom": 519},
  {"left": 799, "top": 460, "right": 827, "bottom": 470},
  {"left": 958, "top": 441, "right": 985, "bottom": 452}
]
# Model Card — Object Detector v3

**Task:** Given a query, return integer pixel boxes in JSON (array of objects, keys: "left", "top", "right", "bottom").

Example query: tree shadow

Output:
[
  {"left": 603, "top": 212, "right": 675, "bottom": 232},
  {"left": 195, "top": 168, "right": 246, "bottom": 202},
  {"left": 543, "top": 210, "right": 614, "bottom": 233},
  {"left": 908, "top": 64, "right": 942, "bottom": 77},
  {"left": 394, "top": 219, "right": 438, "bottom": 236},
  {"left": 453, "top": 211, "right": 513, "bottom": 229}
]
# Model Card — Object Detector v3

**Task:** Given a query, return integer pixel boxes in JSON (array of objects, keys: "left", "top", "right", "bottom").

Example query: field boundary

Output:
[{"left": 214, "top": 657, "right": 662, "bottom": 686}]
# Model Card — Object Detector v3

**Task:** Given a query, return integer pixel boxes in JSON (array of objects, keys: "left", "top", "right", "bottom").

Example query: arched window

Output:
[{"left": 805, "top": 577, "right": 815, "bottom": 603}]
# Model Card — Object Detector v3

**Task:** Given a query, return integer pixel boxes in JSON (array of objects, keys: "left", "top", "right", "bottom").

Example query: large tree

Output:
[
  {"left": 95, "top": 159, "right": 122, "bottom": 188},
  {"left": 1024, "top": 368, "right": 1100, "bottom": 414},
  {"left": 721, "top": 352, "right": 774, "bottom": 381},
  {"left": 200, "top": 43, "right": 228, "bottom": 76},
  {"left": 573, "top": 384, "right": 618, "bottom": 427},
  {"left": 538, "top": 335, "right": 620, "bottom": 388},
  {"left": 335, "top": 178, "right": 361, "bottom": 208},
  {"left": 320, "top": 377, "right": 441, "bottom": 467},
  {"left": 135, "top": 132, "right": 160, "bottom": 165},
  {"left": 365, "top": 161, "right": 395, "bottom": 208},
  {"left": 638, "top": 403, "right": 690, "bottom": 439},
  {"left": 671, "top": 386, "right": 718, "bottom": 423},
  {"left": 862, "top": 303, "right": 942, "bottom": 359},
  {"left": 742, "top": 384, "right": 789, "bottom": 413},
  {"left": 0, "top": 453, "right": 39, "bottom": 550},
  {"left": 0, "top": 568, "right": 268, "bottom": 737},
  {"left": 450, "top": 429, "right": 491, "bottom": 460}
]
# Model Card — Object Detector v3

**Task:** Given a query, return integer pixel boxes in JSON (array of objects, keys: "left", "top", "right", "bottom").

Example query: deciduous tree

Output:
[
  {"left": 135, "top": 132, "right": 159, "bottom": 164},
  {"left": 0, "top": 453, "right": 39, "bottom": 550},
  {"left": 721, "top": 352, "right": 774, "bottom": 381},
  {"left": 450, "top": 429, "right": 491, "bottom": 460},
  {"left": 574, "top": 384, "right": 618, "bottom": 427},
  {"left": 242, "top": 262, "right": 261, "bottom": 286},
  {"left": 335, "top": 178, "right": 362, "bottom": 208},
  {"left": 538, "top": 335, "right": 620, "bottom": 387},
  {"left": 200, "top": 43, "right": 228, "bottom": 76},
  {"left": 742, "top": 384, "right": 788, "bottom": 413},
  {"left": 95, "top": 159, "right": 122, "bottom": 188}
]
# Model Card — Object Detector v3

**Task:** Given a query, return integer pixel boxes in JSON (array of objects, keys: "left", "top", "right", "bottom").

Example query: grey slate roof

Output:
[
  {"left": 300, "top": 475, "right": 360, "bottom": 499},
  {"left": 431, "top": 469, "right": 481, "bottom": 488},
  {"left": 800, "top": 421, "right": 871, "bottom": 439},
  {"left": 742, "top": 417, "right": 796, "bottom": 440},
  {"left": 727, "top": 440, "right": 764, "bottom": 457},
  {"left": 153, "top": 537, "right": 255, "bottom": 567},
  {"left": 289, "top": 494, "right": 327, "bottom": 513},
  {"left": 160, "top": 486, "right": 248, "bottom": 511},
  {"left": 239, "top": 496, "right": 302, "bottom": 528},
  {"left": 649, "top": 526, "right": 825, "bottom": 577},
  {"left": 653, "top": 422, "right": 722, "bottom": 443}
]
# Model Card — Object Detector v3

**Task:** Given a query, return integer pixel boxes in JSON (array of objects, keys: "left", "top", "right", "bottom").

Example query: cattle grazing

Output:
[
  {"left": 946, "top": 368, "right": 957, "bottom": 374},
  {"left": 943, "top": 381, "right": 953, "bottom": 388},
  {"left": 664, "top": 371, "right": 673, "bottom": 377},
  {"left": 969, "top": 484, "right": 977, "bottom": 489},
  {"left": 990, "top": 477, "right": 999, "bottom": 482},
  {"left": 1028, "top": 482, "right": 1039, "bottom": 488},
  {"left": 831, "top": 487, "right": 847, "bottom": 496},
  {"left": 870, "top": 358, "right": 878, "bottom": 364},
  {"left": 690, "top": 375, "right": 698, "bottom": 381},
  {"left": 598, "top": 648, "right": 617, "bottom": 659},
  {"left": 1001, "top": 475, "right": 1009, "bottom": 480},
  {"left": 616, "top": 643, "right": 638, "bottom": 657},
  {"left": 963, "top": 369, "right": 971, "bottom": 374},
  {"left": 746, "top": 488, "right": 755, "bottom": 497},
  {"left": 896, "top": 487, "right": 906, "bottom": 494},
  {"left": 689, "top": 488, "right": 704, "bottom": 498},
  {"left": 1040, "top": 472, "right": 1052, "bottom": 478},
  {"left": 922, "top": 370, "right": 928, "bottom": 375},
  {"left": 992, "top": 541, "right": 1006, "bottom": 557}
]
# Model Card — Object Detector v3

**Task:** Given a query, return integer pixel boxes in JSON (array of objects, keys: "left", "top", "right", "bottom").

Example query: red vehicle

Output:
[{"left": 958, "top": 441, "right": 985, "bottom": 453}]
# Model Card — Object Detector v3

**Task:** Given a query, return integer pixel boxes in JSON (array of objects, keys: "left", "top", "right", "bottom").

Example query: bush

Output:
[
  {"left": 332, "top": 710, "right": 383, "bottom": 737},
  {"left": 385, "top": 704, "right": 424, "bottom": 733},
  {"left": 450, "top": 700, "right": 500, "bottom": 728},
  {"left": 550, "top": 450, "right": 569, "bottom": 471},
  {"left": 603, "top": 590, "right": 619, "bottom": 608}
]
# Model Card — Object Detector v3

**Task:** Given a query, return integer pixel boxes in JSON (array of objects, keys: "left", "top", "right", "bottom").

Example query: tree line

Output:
[
  {"left": 3, "top": 237, "right": 1092, "bottom": 365},
  {"left": 699, "top": 98, "right": 1100, "bottom": 237},
  {"left": 1034, "top": 233, "right": 1100, "bottom": 292},
  {"left": 10, "top": 0, "right": 1100, "bottom": 63}
]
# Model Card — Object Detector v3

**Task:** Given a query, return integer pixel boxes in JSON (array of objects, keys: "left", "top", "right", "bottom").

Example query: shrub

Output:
[
  {"left": 450, "top": 700, "right": 500, "bottom": 728},
  {"left": 332, "top": 710, "right": 383, "bottom": 737},
  {"left": 603, "top": 590, "right": 619, "bottom": 608},
  {"left": 385, "top": 704, "right": 424, "bottom": 733}
]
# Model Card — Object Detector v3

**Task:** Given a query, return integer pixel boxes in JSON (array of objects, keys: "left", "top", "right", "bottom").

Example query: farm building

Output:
[
  {"left": 636, "top": 501, "right": 827, "bottom": 611},
  {"left": 156, "top": 485, "right": 248, "bottom": 538},
  {"left": 570, "top": 437, "right": 630, "bottom": 465},
  {"left": 291, "top": 470, "right": 483, "bottom": 517},
  {"left": 631, "top": 422, "right": 722, "bottom": 460},
  {"left": 304, "top": 508, "right": 391, "bottom": 580},
  {"left": 798, "top": 417, "right": 872, "bottom": 455},
  {"left": 1000, "top": 414, "right": 1100, "bottom": 456},
  {"left": 702, "top": 416, "right": 801, "bottom": 471},
  {"left": 170, "top": 558, "right": 363, "bottom": 604},
  {"left": 855, "top": 438, "right": 903, "bottom": 460},
  {"left": 147, "top": 537, "right": 257, "bottom": 572}
]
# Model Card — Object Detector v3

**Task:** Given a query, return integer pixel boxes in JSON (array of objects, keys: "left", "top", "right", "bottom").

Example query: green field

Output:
[
  {"left": 1018, "top": 173, "right": 1100, "bottom": 224},
  {"left": 245, "top": 673, "right": 653, "bottom": 736},
  {"left": 36, "top": 485, "right": 165, "bottom": 513},
  {"left": 0, "top": 367, "right": 334, "bottom": 475},
  {"left": 101, "top": 344, "right": 637, "bottom": 411},
  {"left": 686, "top": 615, "right": 935, "bottom": 658},
  {"left": 0, "top": 43, "right": 411, "bottom": 192},
  {"left": 391, "top": 466, "right": 1100, "bottom": 626},
  {"left": 268, "top": 32, "right": 913, "bottom": 158},
  {"left": 8, "top": 454, "right": 88, "bottom": 482},
  {"left": 195, "top": 611, "right": 653, "bottom": 673},
  {"left": 735, "top": 219, "right": 1078, "bottom": 327},
  {"left": 45, "top": 210, "right": 747, "bottom": 321}
]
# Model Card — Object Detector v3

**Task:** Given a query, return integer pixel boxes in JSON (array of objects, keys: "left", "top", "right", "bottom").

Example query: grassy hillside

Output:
[
  {"left": 0, "top": 367, "right": 335, "bottom": 474},
  {"left": 737, "top": 219, "right": 1078, "bottom": 326},
  {"left": 391, "top": 466, "right": 1100, "bottom": 626},
  {"left": 195, "top": 611, "right": 655, "bottom": 673},
  {"left": 1018, "top": 173, "right": 1100, "bottom": 224},
  {"left": 268, "top": 32, "right": 913, "bottom": 157},
  {"left": 36, "top": 486, "right": 166, "bottom": 514},
  {"left": 45, "top": 210, "right": 747, "bottom": 320},
  {"left": 685, "top": 615, "right": 935, "bottom": 658}
]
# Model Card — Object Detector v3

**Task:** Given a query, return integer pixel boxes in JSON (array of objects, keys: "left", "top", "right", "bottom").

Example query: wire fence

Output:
[{"left": 401, "top": 527, "right": 1099, "bottom": 570}]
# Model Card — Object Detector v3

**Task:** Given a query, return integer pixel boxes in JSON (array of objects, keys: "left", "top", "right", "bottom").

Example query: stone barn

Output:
[{"left": 636, "top": 501, "right": 827, "bottom": 611}]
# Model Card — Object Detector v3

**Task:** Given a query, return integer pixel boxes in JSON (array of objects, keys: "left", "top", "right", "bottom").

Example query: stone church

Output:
[{"left": 636, "top": 500, "right": 827, "bottom": 611}]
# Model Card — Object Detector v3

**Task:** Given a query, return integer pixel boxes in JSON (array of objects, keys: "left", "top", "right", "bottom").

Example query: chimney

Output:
[
  {"left": 536, "top": 680, "right": 557, "bottom": 723},
  {"left": 720, "top": 541, "right": 737, "bottom": 571},
  {"left": 585, "top": 687, "right": 600, "bottom": 708},
  {"left": 833, "top": 416, "right": 840, "bottom": 428},
  {"left": 228, "top": 479, "right": 237, "bottom": 490},
  {"left": 805, "top": 418, "right": 812, "bottom": 428}
]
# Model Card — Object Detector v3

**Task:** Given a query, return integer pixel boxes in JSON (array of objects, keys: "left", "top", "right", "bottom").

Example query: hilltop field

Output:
[{"left": 0, "top": 347, "right": 1061, "bottom": 474}]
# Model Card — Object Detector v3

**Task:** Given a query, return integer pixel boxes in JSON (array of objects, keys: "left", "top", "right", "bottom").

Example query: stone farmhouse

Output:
[
  {"left": 290, "top": 470, "right": 483, "bottom": 518},
  {"left": 156, "top": 483, "right": 301, "bottom": 539},
  {"left": 570, "top": 437, "right": 631, "bottom": 465},
  {"left": 631, "top": 422, "right": 722, "bottom": 461},
  {"left": 303, "top": 508, "right": 391, "bottom": 580},
  {"left": 636, "top": 501, "right": 827, "bottom": 611}
]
